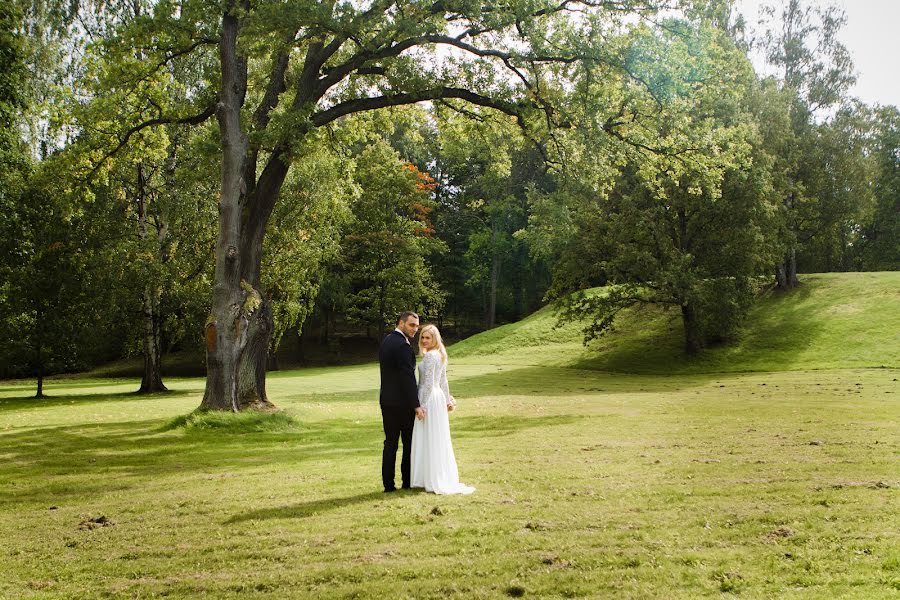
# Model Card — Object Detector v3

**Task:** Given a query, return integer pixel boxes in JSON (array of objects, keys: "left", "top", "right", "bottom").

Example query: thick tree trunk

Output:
[
  {"left": 237, "top": 297, "right": 275, "bottom": 409},
  {"left": 139, "top": 287, "right": 168, "bottom": 393},
  {"left": 230, "top": 44, "right": 326, "bottom": 408},
  {"left": 226, "top": 41, "right": 327, "bottom": 408},
  {"left": 775, "top": 261, "right": 788, "bottom": 289},
  {"left": 233, "top": 155, "right": 289, "bottom": 409},
  {"left": 201, "top": 6, "right": 250, "bottom": 412},
  {"left": 681, "top": 303, "right": 703, "bottom": 355}
]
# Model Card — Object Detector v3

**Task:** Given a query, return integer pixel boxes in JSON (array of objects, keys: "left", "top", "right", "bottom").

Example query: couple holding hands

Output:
[{"left": 378, "top": 311, "right": 475, "bottom": 495}]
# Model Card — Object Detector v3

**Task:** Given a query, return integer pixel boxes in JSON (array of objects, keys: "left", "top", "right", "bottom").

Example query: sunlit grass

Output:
[
  {"left": 452, "top": 272, "right": 900, "bottom": 374},
  {"left": 0, "top": 273, "right": 897, "bottom": 598}
]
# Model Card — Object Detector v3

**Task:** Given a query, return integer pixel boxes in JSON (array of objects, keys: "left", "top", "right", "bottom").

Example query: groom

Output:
[{"left": 378, "top": 311, "right": 426, "bottom": 492}]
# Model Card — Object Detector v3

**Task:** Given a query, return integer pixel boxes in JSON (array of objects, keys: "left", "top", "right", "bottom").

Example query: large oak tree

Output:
[{"left": 88, "top": 0, "right": 670, "bottom": 410}]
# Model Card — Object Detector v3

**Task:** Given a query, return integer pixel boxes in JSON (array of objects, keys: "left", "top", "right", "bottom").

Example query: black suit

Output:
[{"left": 378, "top": 330, "right": 419, "bottom": 490}]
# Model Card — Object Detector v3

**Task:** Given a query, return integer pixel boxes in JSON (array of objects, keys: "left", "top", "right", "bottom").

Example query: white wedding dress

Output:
[{"left": 411, "top": 351, "right": 475, "bottom": 495}]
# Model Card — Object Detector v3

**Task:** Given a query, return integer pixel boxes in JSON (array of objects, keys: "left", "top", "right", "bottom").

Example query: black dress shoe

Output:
[
  {"left": 401, "top": 484, "right": 411, "bottom": 490},
  {"left": 384, "top": 487, "right": 398, "bottom": 493}
]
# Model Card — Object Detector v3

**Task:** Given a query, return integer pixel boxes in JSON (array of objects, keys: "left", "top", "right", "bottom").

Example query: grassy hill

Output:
[{"left": 450, "top": 272, "right": 900, "bottom": 374}]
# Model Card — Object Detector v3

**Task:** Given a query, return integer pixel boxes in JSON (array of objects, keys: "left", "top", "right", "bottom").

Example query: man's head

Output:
[{"left": 396, "top": 311, "right": 420, "bottom": 339}]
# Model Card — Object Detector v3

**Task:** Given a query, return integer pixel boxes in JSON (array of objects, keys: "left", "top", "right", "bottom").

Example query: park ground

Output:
[{"left": 1, "top": 273, "right": 898, "bottom": 598}]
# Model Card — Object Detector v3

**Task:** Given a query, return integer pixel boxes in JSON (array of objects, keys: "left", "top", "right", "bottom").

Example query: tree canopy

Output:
[{"left": 0, "top": 0, "right": 895, "bottom": 401}]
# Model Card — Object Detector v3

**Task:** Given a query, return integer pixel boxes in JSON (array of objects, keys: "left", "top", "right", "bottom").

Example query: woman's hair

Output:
[{"left": 418, "top": 324, "right": 448, "bottom": 363}]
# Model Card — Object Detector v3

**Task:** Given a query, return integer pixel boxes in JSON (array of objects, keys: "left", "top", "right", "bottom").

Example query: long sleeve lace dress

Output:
[{"left": 410, "top": 351, "right": 475, "bottom": 495}]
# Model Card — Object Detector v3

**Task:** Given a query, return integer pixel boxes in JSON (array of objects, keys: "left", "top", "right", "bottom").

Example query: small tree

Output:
[
  {"left": 331, "top": 139, "right": 446, "bottom": 335},
  {"left": 1, "top": 157, "right": 124, "bottom": 394}
]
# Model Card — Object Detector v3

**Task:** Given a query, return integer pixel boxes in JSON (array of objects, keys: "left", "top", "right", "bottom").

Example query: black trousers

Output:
[{"left": 380, "top": 403, "right": 415, "bottom": 490}]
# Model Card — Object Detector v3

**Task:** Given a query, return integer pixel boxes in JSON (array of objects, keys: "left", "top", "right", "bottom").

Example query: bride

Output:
[{"left": 411, "top": 324, "right": 475, "bottom": 495}]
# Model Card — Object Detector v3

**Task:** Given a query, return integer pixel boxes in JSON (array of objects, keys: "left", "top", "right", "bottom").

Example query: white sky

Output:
[{"left": 735, "top": 0, "right": 900, "bottom": 108}]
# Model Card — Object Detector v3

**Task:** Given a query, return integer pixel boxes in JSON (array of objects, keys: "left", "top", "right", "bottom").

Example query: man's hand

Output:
[{"left": 415, "top": 407, "right": 426, "bottom": 420}]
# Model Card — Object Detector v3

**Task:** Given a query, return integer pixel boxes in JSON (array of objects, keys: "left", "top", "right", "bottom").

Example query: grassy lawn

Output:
[
  {"left": 1, "top": 273, "right": 898, "bottom": 598},
  {"left": 452, "top": 272, "right": 900, "bottom": 373}
]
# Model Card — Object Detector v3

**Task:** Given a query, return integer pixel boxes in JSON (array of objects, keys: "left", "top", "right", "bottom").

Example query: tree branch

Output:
[
  {"left": 311, "top": 88, "right": 525, "bottom": 127},
  {"left": 87, "top": 105, "right": 216, "bottom": 180},
  {"left": 245, "top": 49, "right": 292, "bottom": 194}
]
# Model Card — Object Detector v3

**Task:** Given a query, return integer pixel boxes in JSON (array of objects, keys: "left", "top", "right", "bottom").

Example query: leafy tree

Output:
[
  {"left": 0, "top": 0, "right": 31, "bottom": 380},
  {"left": 329, "top": 137, "right": 446, "bottom": 335},
  {"left": 84, "top": 0, "right": 669, "bottom": 410},
  {"left": 0, "top": 156, "right": 126, "bottom": 394},
  {"left": 66, "top": 8, "right": 221, "bottom": 392},
  {"left": 758, "top": 0, "right": 856, "bottom": 288},
  {"left": 794, "top": 102, "right": 874, "bottom": 273},
  {"left": 551, "top": 21, "right": 779, "bottom": 353},
  {"left": 855, "top": 105, "right": 900, "bottom": 270},
  {"left": 0, "top": 1, "right": 128, "bottom": 389},
  {"left": 432, "top": 108, "right": 553, "bottom": 329},
  {"left": 258, "top": 138, "right": 352, "bottom": 377}
]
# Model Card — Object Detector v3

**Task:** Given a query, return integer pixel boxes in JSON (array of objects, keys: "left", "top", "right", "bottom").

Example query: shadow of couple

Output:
[{"left": 225, "top": 488, "right": 423, "bottom": 524}]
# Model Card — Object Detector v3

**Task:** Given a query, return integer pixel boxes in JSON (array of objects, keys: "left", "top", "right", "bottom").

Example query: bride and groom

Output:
[{"left": 378, "top": 311, "right": 475, "bottom": 495}]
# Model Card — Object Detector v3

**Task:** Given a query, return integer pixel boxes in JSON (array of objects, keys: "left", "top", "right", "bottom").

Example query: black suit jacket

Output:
[{"left": 378, "top": 330, "right": 419, "bottom": 409}]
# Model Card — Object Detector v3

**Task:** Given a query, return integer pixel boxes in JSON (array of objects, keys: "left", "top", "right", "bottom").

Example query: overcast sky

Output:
[{"left": 734, "top": 0, "right": 900, "bottom": 108}]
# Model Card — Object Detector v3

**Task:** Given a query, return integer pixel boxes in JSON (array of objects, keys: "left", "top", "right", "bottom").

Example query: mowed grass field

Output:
[{"left": 1, "top": 273, "right": 898, "bottom": 599}]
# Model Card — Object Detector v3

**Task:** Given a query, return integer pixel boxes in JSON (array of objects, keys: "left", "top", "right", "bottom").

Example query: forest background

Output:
[{"left": 0, "top": 0, "right": 896, "bottom": 405}]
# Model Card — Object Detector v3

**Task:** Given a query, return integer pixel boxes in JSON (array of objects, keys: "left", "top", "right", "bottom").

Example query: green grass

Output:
[
  {"left": 452, "top": 272, "right": 900, "bottom": 373},
  {"left": 0, "top": 273, "right": 898, "bottom": 598}
]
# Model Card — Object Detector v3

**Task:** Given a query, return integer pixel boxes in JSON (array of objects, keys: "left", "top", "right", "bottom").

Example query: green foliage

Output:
[
  {"left": 793, "top": 102, "right": 874, "bottom": 273},
  {"left": 0, "top": 154, "right": 128, "bottom": 381},
  {"left": 0, "top": 0, "right": 27, "bottom": 128},
  {"left": 550, "top": 20, "right": 777, "bottom": 352},
  {"left": 0, "top": 0, "right": 29, "bottom": 219},
  {"left": 757, "top": 0, "right": 864, "bottom": 284},
  {"left": 855, "top": 106, "right": 900, "bottom": 270},
  {"left": 320, "top": 135, "right": 446, "bottom": 333},
  {"left": 430, "top": 107, "right": 554, "bottom": 327},
  {"left": 263, "top": 136, "right": 353, "bottom": 351}
]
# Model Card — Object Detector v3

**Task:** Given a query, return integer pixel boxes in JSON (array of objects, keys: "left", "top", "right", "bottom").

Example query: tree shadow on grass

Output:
[
  {"left": 447, "top": 364, "right": 724, "bottom": 398},
  {"left": 0, "top": 408, "right": 572, "bottom": 507},
  {"left": 568, "top": 285, "right": 823, "bottom": 374},
  {"left": 225, "top": 491, "right": 386, "bottom": 523},
  {"left": 0, "top": 418, "right": 381, "bottom": 505},
  {"left": 451, "top": 414, "right": 580, "bottom": 439},
  {"left": 0, "top": 389, "right": 191, "bottom": 413}
]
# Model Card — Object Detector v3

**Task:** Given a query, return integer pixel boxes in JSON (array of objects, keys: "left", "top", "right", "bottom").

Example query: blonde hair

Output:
[{"left": 418, "top": 324, "right": 448, "bottom": 363}]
